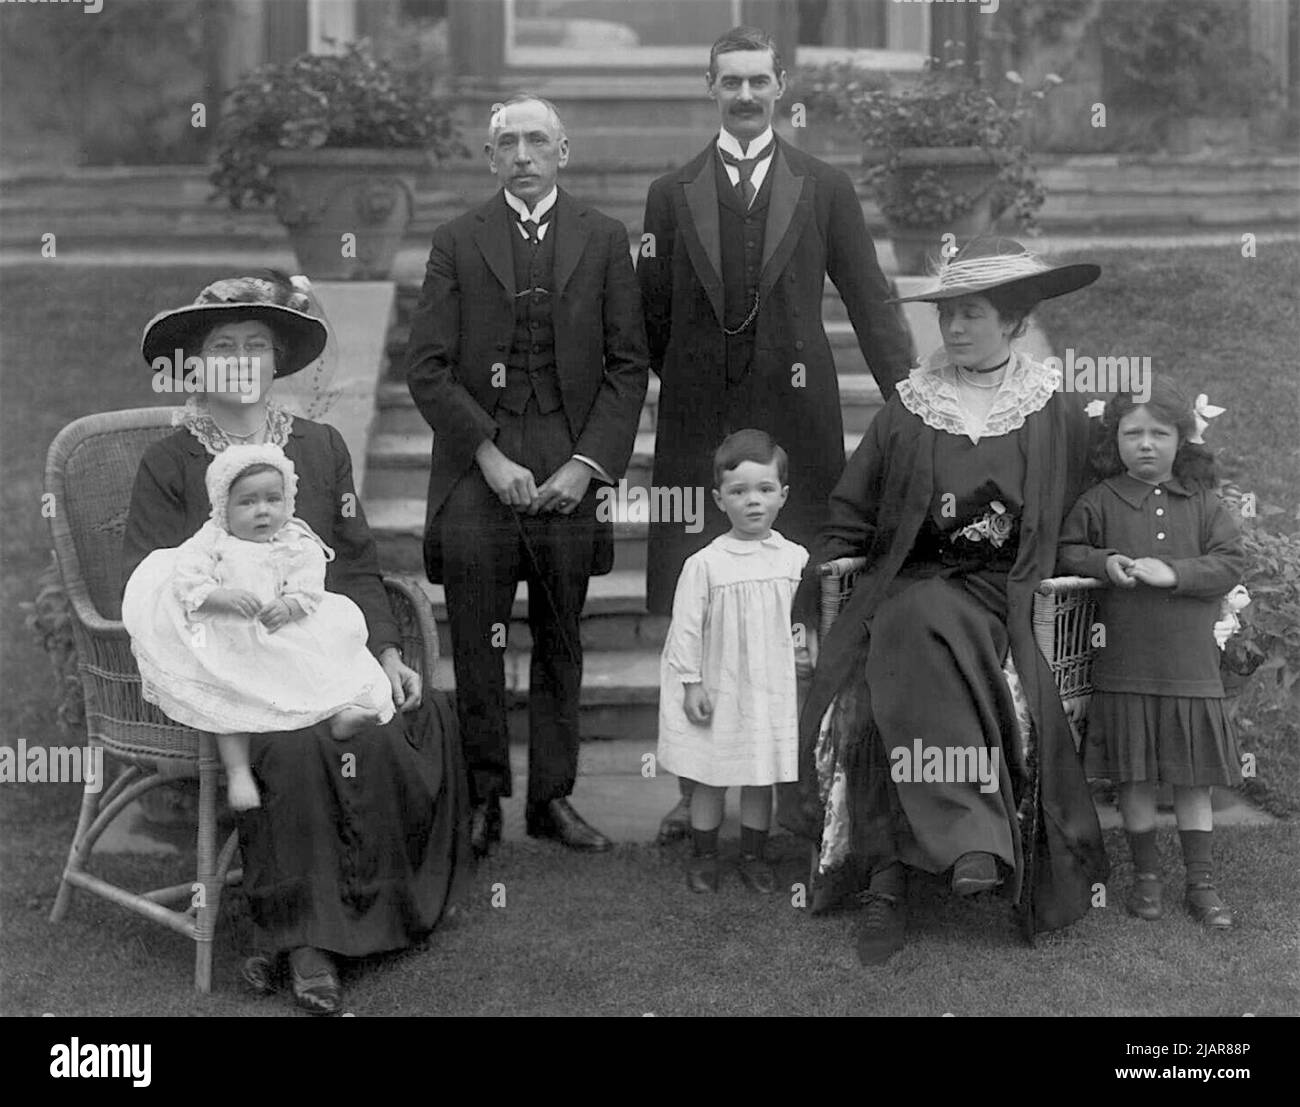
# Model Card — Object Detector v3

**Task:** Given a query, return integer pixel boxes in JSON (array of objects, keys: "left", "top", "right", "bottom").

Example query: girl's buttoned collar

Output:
[{"left": 1107, "top": 472, "right": 1194, "bottom": 507}]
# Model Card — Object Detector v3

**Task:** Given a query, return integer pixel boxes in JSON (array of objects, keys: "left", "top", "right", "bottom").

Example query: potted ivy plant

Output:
[
  {"left": 210, "top": 40, "right": 466, "bottom": 280},
  {"left": 801, "top": 56, "right": 1061, "bottom": 273}
]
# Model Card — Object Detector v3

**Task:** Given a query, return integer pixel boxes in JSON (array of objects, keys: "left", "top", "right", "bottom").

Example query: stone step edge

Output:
[
  {"left": 371, "top": 498, "right": 715, "bottom": 538},
  {"left": 398, "top": 567, "right": 656, "bottom": 621},
  {"left": 5, "top": 167, "right": 1298, "bottom": 210},
  {"left": 8, "top": 206, "right": 1297, "bottom": 246},
  {"left": 376, "top": 370, "right": 883, "bottom": 407},
  {"left": 368, "top": 429, "right": 867, "bottom": 470},
  {"left": 431, "top": 649, "right": 662, "bottom": 702}
]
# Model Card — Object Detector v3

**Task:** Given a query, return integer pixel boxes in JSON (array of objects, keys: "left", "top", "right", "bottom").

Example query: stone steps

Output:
[
  {"left": 361, "top": 270, "right": 1051, "bottom": 736},
  {"left": 6, "top": 197, "right": 1293, "bottom": 252},
  {"left": 375, "top": 369, "right": 885, "bottom": 435},
  {"left": 403, "top": 569, "right": 667, "bottom": 743},
  {"left": 4, "top": 156, "right": 1295, "bottom": 252}
]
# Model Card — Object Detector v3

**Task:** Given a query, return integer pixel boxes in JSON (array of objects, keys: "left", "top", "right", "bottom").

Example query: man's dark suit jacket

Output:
[
  {"left": 638, "top": 135, "right": 915, "bottom": 614},
  {"left": 405, "top": 188, "right": 649, "bottom": 582}
]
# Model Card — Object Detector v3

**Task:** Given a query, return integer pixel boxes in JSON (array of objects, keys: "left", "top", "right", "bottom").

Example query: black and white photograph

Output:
[{"left": 1, "top": 0, "right": 1297, "bottom": 1043}]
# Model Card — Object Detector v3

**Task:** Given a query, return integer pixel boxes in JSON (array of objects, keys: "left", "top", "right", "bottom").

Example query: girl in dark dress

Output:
[
  {"left": 123, "top": 274, "right": 469, "bottom": 1013},
  {"left": 1059, "top": 377, "right": 1245, "bottom": 929},
  {"left": 780, "top": 238, "right": 1110, "bottom": 965}
]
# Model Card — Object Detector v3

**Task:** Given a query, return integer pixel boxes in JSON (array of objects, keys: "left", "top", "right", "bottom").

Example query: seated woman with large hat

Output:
[
  {"left": 779, "top": 238, "right": 1110, "bottom": 964},
  {"left": 125, "top": 273, "right": 469, "bottom": 1012}
]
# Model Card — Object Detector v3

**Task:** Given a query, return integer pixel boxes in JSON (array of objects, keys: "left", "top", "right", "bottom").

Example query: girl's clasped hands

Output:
[{"left": 1104, "top": 553, "right": 1177, "bottom": 589}]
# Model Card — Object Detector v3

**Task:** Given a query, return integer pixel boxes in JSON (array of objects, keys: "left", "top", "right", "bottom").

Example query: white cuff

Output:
[{"left": 572, "top": 454, "right": 613, "bottom": 484}]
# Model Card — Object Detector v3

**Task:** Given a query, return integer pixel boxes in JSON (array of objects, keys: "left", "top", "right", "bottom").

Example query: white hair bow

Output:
[{"left": 1189, "top": 393, "right": 1225, "bottom": 445}]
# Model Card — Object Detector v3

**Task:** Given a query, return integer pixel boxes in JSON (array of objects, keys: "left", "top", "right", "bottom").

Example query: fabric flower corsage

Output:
[
  {"left": 1213, "top": 584, "right": 1251, "bottom": 650},
  {"left": 954, "top": 501, "right": 1015, "bottom": 548}
]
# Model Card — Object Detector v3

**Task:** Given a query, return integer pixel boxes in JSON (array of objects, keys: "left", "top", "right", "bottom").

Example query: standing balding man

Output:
[
  {"left": 406, "top": 95, "right": 649, "bottom": 858},
  {"left": 639, "top": 27, "right": 915, "bottom": 841}
]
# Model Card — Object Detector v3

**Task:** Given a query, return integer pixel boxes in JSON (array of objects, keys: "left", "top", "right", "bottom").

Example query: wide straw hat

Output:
[
  {"left": 890, "top": 237, "right": 1100, "bottom": 304},
  {"left": 141, "top": 273, "right": 329, "bottom": 377}
]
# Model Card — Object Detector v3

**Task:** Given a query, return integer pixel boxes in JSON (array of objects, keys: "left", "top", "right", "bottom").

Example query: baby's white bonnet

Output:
[{"left": 205, "top": 443, "right": 299, "bottom": 533}]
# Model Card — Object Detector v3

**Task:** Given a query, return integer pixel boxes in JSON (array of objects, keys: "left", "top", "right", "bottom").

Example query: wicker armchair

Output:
[
  {"left": 818, "top": 557, "right": 1104, "bottom": 735},
  {"left": 44, "top": 407, "right": 440, "bottom": 993}
]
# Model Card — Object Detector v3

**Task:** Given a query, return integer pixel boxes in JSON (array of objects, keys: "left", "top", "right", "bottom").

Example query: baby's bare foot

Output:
[
  {"left": 226, "top": 768, "right": 261, "bottom": 811},
  {"left": 329, "top": 706, "right": 381, "bottom": 741}
]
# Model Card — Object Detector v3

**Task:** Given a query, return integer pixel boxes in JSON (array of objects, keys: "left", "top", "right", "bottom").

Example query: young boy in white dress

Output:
[{"left": 657, "top": 429, "right": 811, "bottom": 893}]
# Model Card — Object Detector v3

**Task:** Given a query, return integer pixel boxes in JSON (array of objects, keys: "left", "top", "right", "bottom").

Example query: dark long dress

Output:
[
  {"left": 780, "top": 360, "right": 1109, "bottom": 936},
  {"left": 122, "top": 415, "right": 470, "bottom": 958},
  {"left": 857, "top": 430, "right": 1027, "bottom": 875}
]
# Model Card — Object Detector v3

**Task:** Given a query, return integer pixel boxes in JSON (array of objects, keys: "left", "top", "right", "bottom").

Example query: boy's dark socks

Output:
[
  {"left": 740, "top": 824, "right": 767, "bottom": 859},
  {"left": 1179, "top": 828, "right": 1214, "bottom": 885},
  {"left": 1127, "top": 828, "right": 1160, "bottom": 874},
  {"left": 692, "top": 826, "right": 720, "bottom": 857}
]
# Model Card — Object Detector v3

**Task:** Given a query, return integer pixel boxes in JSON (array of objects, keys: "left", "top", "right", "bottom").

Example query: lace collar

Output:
[
  {"left": 173, "top": 396, "right": 294, "bottom": 456},
  {"left": 896, "top": 348, "right": 1060, "bottom": 443}
]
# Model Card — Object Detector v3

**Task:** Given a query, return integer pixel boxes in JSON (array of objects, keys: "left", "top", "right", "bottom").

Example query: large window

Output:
[
  {"left": 794, "top": 0, "right": 928, "bottom": 70},
  {"left": 504, "top": 0, "right": 743, "bottom": 68}
]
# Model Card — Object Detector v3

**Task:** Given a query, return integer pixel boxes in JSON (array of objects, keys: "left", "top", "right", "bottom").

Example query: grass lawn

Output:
[
  {"left": 1, "top": 252, "right": 1297, "bottom": 1017},
  {"left": 3, "top": 828, "right": 1298, "bottom": 1017}
]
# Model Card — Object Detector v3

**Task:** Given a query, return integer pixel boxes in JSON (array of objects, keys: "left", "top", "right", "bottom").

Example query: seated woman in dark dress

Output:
[
  {"left": 123, "top": 274, "right": 469, "bottom": 1013},
  {"left": 780, "top": 239, "right": 1110, "bottom": 965}
]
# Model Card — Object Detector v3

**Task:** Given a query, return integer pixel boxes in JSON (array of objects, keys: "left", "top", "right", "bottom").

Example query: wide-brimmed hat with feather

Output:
[
  {"left": 889, "top": 237, "right": 1100, "bottom": 305},
  {"left": 141, "top": 272, "right": 328, "bottom": 377}
]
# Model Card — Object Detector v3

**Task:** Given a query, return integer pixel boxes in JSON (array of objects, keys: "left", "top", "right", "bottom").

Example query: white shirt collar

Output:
[
  {"left": 715, "top": 530, "right": 784, "bottom": 555},
  {"left": 717, "top": 126, "right": 774, "bottom": 161},
  {"left": 503, "top": 186, "right": 557, "bottom": 224}
]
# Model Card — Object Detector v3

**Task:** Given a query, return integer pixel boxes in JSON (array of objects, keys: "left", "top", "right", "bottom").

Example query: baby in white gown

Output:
[{"left": 122, "top": 444, "right": 394, "bottom": 809}]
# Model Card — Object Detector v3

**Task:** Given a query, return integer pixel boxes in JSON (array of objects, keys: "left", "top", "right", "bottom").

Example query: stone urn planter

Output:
[
  {"left": 266, "top": 148, "right": 427, "bottom": 281},
  {"left": 872, "top": 146, "right": 1003, "bottom": 275}
]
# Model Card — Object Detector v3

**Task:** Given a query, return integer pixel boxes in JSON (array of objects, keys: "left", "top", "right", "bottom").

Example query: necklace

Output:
[
  {"left": 210, "top": 410, "right": 268, "bottom": 442},
  {"left": 961, "top": 351, "right": 1013, "bottom": 375},
  {"left": 956, "top": 365, "right": 1005, "bottom": 390}
]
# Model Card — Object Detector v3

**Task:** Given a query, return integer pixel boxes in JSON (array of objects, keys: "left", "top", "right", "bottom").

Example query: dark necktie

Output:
[
  {"left": 719, "top": 143, "right": 774, "bottom": 207},
  {"left": 517, "top": 208, "right": 554, "bottom": 245}
]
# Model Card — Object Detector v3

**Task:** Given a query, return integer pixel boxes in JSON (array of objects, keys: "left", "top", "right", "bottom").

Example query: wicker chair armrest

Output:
[
  {"left": 1036, "top": 575, "right": 1105, "bottom": 595},
  {"left": 64, "top": 578, "right": 129, "bottom": 639},
  {"left": 381, "top": 572, "right": 440, "bottom": 691},
  {"left": 817, "top": 557, "right": 869, "bottom": 639},
  {"left": 819, "top": 556, "right": 870, "bottom": 578}
]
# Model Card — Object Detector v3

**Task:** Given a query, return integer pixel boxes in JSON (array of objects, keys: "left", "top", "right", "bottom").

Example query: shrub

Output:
[
  {"left": 209, "top": 39, "right": 465, "bottom": 210},
  {"left": 798, "top": 53, "right": 1061, "bottom": 230}
]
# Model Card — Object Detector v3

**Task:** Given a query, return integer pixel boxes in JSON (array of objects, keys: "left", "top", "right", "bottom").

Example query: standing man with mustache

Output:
[
  {"left": 406, "top": 95, "right": 649, "bottom": 858},
  {"left": 639, "top": 26, "right": 915, "bottom": 842}
]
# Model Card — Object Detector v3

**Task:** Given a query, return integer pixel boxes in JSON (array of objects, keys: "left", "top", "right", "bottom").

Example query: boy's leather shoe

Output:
[
  {"left": 1126, "top": 872, "right": 1165, "bottom": 920},
  {"left": 736, "top": 853, "right": 777, "bottom": 894},
  {"left": 686, "top": 852, "right": 720, "bottom": 893}
]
